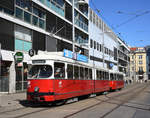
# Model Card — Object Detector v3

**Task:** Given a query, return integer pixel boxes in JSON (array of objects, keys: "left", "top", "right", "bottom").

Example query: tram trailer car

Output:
[
  {"left": 27, "top": 51, "right": 124, "bottom": 103},
  {"left": 109, "top": 72, "right": 124, "bottom": 91}
]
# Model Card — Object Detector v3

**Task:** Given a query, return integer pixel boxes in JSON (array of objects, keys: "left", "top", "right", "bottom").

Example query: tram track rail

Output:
[
  {"left": 0, "top": 83, "right": 148, "bottom": 118},
  {"left": 63, "top": 83, "right": 149, "bottom": 118}
]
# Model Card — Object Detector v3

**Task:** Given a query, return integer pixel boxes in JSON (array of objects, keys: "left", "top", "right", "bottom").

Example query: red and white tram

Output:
[{"left": 27, "top": 51, "right": 124, "bottom": 103}]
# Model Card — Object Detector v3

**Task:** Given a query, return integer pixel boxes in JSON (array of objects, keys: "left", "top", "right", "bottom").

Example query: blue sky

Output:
[{"left": 89, "top": 0, "right": 150, "bottom": 47}]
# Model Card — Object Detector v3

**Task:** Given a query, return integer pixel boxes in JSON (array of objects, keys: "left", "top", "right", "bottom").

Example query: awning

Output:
[{"left": 1, "top": 50, "right": 14, "bottom": 61}]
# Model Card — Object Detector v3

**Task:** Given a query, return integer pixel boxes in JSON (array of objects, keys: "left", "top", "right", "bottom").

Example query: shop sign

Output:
[{"left": 14, "top": 52, "right": 24, "bottom": 63}]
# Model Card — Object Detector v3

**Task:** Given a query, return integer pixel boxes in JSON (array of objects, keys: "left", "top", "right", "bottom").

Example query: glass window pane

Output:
[
  {"left": 16, "top": 0, "right": 20, "bottom": 6},
  {"left": 33, "top": 7, "right": 39, "bottom": 16},
  {"left": 39, "top": 19, "right": 45, "bottom": 29},
  {"left": 89, "top": 69, "right": 92, "bottom": 80},
  {"left": 54, "top": 62, "right": 65, "bottom": 79},
  {"left": 16, "top": 7, "right": 23, "bottom": 19},
  {"left": 85, "top": 68, "right": 88, "bottom": 80},
  {"left": 67, "top": 64, "right": 73, "bottom": 79},
  {"left": 74, "top": 66, "right": 79, "bottom": 79},
  {"left": 28, "top": 65, "right": 53, "bottom": 78},
  {"left": 80, "top": 67, "right": 84, "bottom": 80},
  {"left": 15, "top": 39, "right": 23, "bottom": 51},
  {"left": 23, "top": 41, "right": 32, "bottom": 52},
  {"left": 24, "top": 11, "right": 31, "bottom": 23},
  {"left": 32, "top": 16, "right": 38, "bottom": 26}
]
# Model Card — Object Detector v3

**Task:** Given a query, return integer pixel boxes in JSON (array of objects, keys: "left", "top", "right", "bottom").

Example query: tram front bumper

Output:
[{"left": 27, "top": 92, "right": 55, "bottom": 102}]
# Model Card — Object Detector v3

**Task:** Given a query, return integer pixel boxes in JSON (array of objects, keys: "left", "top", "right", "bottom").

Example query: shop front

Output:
[
  {"left": 14, "top": 52, "right": 31, "bottom": 92},
  {"left": 0, "top": 50, "right": 31, "bottom": 93},
  {"left": 0, "top": 50, "right": 14, "bottom": 93}
]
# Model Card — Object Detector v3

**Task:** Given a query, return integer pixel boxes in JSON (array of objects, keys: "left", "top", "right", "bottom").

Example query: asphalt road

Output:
[{"left": 0, "top": 83, "right": 150, "bottom": 118}]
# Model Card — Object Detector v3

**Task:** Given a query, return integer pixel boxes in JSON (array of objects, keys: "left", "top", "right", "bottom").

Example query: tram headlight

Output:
[{"left": 27, "top": 81, "right": 31, "bottom": 88}]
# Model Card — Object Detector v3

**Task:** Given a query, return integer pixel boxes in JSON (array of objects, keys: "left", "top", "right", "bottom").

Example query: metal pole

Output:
[
  {"left": 0, "top": 43, "right": 1, "bottom": 80},
  {"left": 72, "top": 0, "right": 75, "bottom": 53},
  {"left": 102, "top": 22, "right": 105, "bottom": 68}
]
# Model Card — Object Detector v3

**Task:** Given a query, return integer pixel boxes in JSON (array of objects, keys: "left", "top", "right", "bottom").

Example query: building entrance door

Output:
[
  {"left": 16, "top": 63, "right": 28, "bottom": 92},
  {"left": 0, "top": 61, "right": 11, "bottom": 92}
]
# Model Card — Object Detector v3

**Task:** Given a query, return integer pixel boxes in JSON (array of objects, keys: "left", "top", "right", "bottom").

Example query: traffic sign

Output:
[{"left": 14, "top": 52, "right": 24, "bottom": 63}]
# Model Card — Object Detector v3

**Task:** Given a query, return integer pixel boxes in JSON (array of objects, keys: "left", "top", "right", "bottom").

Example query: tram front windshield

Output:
[{"left": 28, "top": 65, "right": 53, "bottom": 79}]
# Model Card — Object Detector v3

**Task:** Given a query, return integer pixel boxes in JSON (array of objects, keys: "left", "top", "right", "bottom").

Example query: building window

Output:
[
  {"left": 15, "top": 1, "right": 46, "bottom": 29},
  {"left": 104, "top": 47, "right": 106, "bottom": 54},
  {"left": 139, "top": 55, "right": 143, "bottom": 59},
  {"left": 32, "top": 16, "right": 38, "bottom": 26},
  {"left": 138, "top": 67, "right": 143, "bottom": 71},
  {"left": 15, "top": 25, "right": 32, "bottom": 52},
  {"left": 132, "top": 67, "right": 134, "bottom": 71},
  {"left": 15, "top": 39, "right": 32, "bottom": 52},
  {"left": 39, "top": 19, "right": 45, "bottom": 29},
  {"left": 94, "top": 41, "right": 96, "bottom": 49},
  {"left": 90, "top": 39, "right": 93, "bottom": 48},
  {"left": 15, "top": 7, "right": 23, "bottom": 20},
  {"left": 24, "top": 11, "right": 31, "bottom": 23},
  {"left": 139, "top": 61, "right": 143, "bottom": 64},
  {"left": 16, "top": 0, "right": 32, "bottom": 12},
  {"left": 97, "top": 42, "right": 99, "bottom": 51},
  {"left": 99, "top": 44, "right": 102, "bottom": 52}
]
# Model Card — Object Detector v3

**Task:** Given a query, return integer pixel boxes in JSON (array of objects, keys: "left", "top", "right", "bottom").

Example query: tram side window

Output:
[
  {"left": 110, "top": 73, "right": 114, "bottom": 80},
  {"left": 114, "top": 74, "right": 116, "bottom": 80},
  {"left": 120, "top": 75, "right": 123, "bottom": 80},
  {"left": 117, "top": 74, "right": 120, "bottom": 80},
  {"left": 115, "top": 74, "right": 117, "bottom": 80},
  {"left": 67, "top": 64, "right": 73, "bottom": 79},
  {"left": 102, "top": 71, "right": 105, "bottom": 80},
  {"left": 96, "top": 70, "right": 98, "bottom": 80},
  {"left": 54, "top": 62, "right": 65, "bottom": 79},
  {"left": 106, "top": 72, "right": 109, "bottom": 80},
  {"left": 80, "top": 67, "right": 84, "bottom": 80},
  {"left": 96, "top": 70, "right": 100, "bottom": 80},
  {"left": 85, "top": 68, "right": 89, "bottom": 80},
  {"left": 103, "top": 72, "right": 106, "bottom": 80},
  {"left": 74, "top": 66, "right": 79, "bottom": 79},
  {"left": 89, "top": 69, "right": 92, "bottom": 80},
  {"left": 100, "top": 71, "right": 103, "bottom": 80}
]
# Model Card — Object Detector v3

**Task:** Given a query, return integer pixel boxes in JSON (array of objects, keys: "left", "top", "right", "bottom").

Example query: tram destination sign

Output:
[
  {"left": 32, "top": 60, "right": 46, "bottom": 64},
  {"left": 14, "top": 52, "right": 24, "bottom": 63},
  {"left": 63, "top": 49, "right": 88, "bottom": 63}
]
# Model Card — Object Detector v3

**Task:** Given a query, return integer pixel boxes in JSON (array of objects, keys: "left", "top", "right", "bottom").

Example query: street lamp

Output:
[{"left": 99, "top": 30, "right": 114, "bottom": 68}]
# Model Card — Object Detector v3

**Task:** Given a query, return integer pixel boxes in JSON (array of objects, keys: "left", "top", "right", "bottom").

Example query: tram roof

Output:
[{"left": 31, "top": 51, "right": 93, "bottom": 67}]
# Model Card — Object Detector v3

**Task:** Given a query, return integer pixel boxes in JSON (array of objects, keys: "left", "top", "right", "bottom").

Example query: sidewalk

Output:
[{"left": 0, "top": 92, "right": 26, "bottom": 107}]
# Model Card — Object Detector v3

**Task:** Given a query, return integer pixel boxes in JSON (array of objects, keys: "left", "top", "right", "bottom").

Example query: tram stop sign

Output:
[{"left": 14, "top": 52, "right": 24, "bottom": 63}]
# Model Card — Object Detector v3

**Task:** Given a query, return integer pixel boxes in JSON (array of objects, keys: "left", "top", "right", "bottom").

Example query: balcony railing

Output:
[
  {"left": 74, "top": 18, "right": 88, "bottom": 32},
  {"left": 39, "top": 0, "right": 65, "bottom": 17},
  {"left": 75, "top": 36, "right": 88, "bottom": 47}
]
